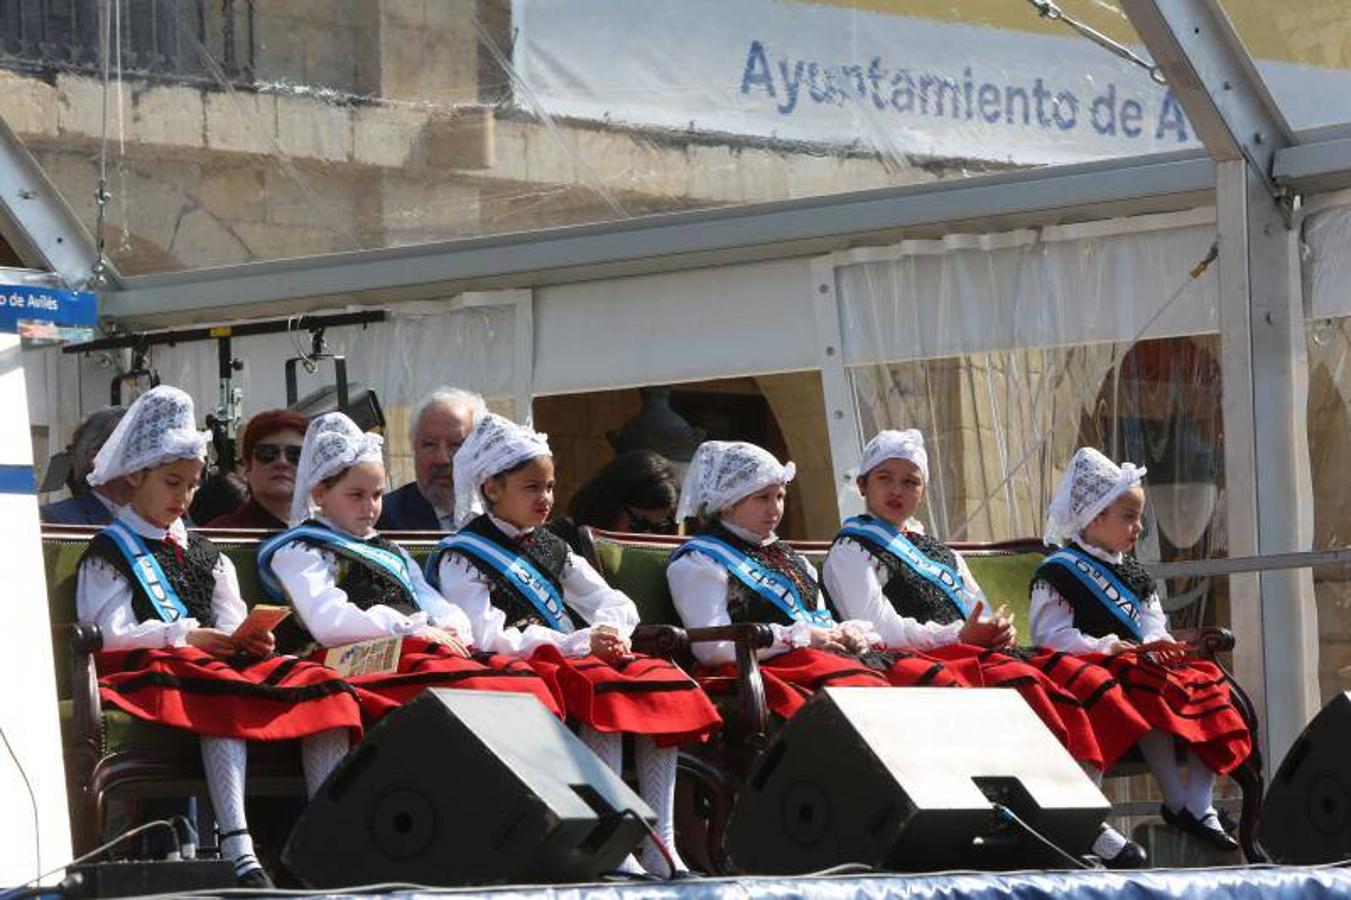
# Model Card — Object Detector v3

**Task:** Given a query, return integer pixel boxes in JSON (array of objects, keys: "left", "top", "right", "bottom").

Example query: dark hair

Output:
[
  {"left": 567, "top": 451, "right": 679, "bottom": 530},
  {"left": 241, "top": 409, "right": 309, "bottom": 466},
  {"left": 188, "top": 470, "right": 248, "bottom": 525}
]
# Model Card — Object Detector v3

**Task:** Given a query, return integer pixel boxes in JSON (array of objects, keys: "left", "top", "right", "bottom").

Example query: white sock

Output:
[
  {"left": 1183, "top": 749, "right": 1219, "bottom": 819},
  {"left": 301, "top": 729, "right": 349, "bottom": 798},
  {"left": 578, "top": 726, "right": 642, "bottom": 874},
  {"left": 1137, "top": 729, "right": 1186, "bottom": 812},
  {"left": 200, "top": 737, "right": 259, "bottom": 874},
  {"left": 1092, "top": 824, "right": 1129, "bottom": 859},
  {"left": 635, "top": 737, "right": 687, "bottom": 877}
]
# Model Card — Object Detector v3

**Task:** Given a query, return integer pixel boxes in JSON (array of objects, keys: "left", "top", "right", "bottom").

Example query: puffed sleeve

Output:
[
  {"left": 209, "top": 554, "right": 248, "bottom": 635},
  {"left": 77, "top": 556, "right": 197, "bottom": 650},
  {"left": 1138, "top": 591, "right": 1172, "bottom": 643},
  {"left": 1029, "top": 579, "right": 1122, "bottom": 654},
  {"left": 436, "top": 552, "right": 594, "bottom": 657},
  {"left": 401, "top": 547, "right": 473, "bottom": 641},
  {"left": 560, "top": 552, "right": 640, "bottom": 636},
  {"left": 269, "top": 541, "right": 428, "bottom": 647},
  {"left": 822, "top": 539, "right": 962, "bottom": 651},
  {"left": 666, "top": 550, "right": 815, "bottom": 667}
]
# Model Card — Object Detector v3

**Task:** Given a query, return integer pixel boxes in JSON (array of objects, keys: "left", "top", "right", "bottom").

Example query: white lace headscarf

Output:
[
  {"left": 452, "top": 413, "right": 552, "bottom": 527},
  {"left": 87, "top": 386, "right": 209, "bottom": 486},
  {"left": 290, "top": 412, "right": 384, "bottom": 525},
  {"left": 857, "top": 429, "right": 929, "bottom": 483},
  {"left": 1044, "top": 447, "right": 1147, "bottom": 546},
  {"left": 676, "top": 440, "right": 796, "bottom": 521}
]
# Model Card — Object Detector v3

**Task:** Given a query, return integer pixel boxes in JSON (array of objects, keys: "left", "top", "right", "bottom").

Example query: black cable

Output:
[
  {"left": 992, "top": 803, "right": 1094, "bottom": 871},
  {"left": 0, "top": 723, "right": 40, "bottom": 886},
  {"left": 0, "top": 818, "right": 180, "bottom": 900},
  {"left": 619, "top": 807, "right": 678, "bottom": 879}
]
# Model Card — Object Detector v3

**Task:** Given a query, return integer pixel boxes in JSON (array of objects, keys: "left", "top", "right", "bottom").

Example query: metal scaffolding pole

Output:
[{"left": 1123, "top": 0, "right": 1320, "bottom": 769}]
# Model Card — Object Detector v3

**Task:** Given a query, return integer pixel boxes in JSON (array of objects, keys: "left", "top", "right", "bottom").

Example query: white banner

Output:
[{"left": 512, "top": 0, "right": 1348, "bottom": 165}]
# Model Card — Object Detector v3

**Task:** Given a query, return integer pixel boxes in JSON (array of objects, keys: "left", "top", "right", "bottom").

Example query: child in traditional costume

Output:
[
  {"left": 666, "top": 440, "right": 967, "bottom": 723},
  {"left": 77, "top": 387, "right": 362, "bottom": 887},
  {"left": 1031, "top": 447, "right": 1251, "bottom": 854},
  {"left": 257, "top": 413, "right": 560, "bottom": 722},
  {"left": 824, "top": 429, "right": 1154, "bottom": 867},
  {"left": 426, "top": 414, "right": 722, "bottom": 877}
]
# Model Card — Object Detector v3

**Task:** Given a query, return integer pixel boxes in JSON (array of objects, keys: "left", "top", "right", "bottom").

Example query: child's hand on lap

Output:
[
  {"left": 590, "top": 626, "right": 633, "bottom": 663},
  {"left": 959, "top": 601, "right": 1018, "bottom": 648},
  {"left": 418, "top": 626, "right": 471, "bottom": 657},
  {"left": 236, "top": 630, "right": 275, "bottom": 658},
  {"left": 187, "top": 628, "right": 237, "bottom": 658},
  {"left": 837, "top": 624, "right": 872, "bottom": 654}
]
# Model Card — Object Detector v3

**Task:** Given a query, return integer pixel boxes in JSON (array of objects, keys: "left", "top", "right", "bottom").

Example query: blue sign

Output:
[{"left": 0, "top": 284, "right": 97, "bottom": 335}]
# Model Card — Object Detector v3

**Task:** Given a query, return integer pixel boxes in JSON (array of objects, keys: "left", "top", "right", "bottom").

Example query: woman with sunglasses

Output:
[
  {"left": 207, "top": 409, "right": 309, "bottom": 530},
  {"left": 549, "top": 450, "right": 680, "bottom": 553}
]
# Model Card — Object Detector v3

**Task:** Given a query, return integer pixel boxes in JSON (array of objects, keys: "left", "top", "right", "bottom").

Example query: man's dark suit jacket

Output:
[
  {"left": 376, "top": 481, "right": 443, "bottom": 531},
  {"left": 40, "top": 492, "right": 115, "bottom": 526}
]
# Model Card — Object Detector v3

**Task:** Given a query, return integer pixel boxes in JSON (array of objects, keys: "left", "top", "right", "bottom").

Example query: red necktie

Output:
[{"left": 164, "top": 532, "right": 184, "bottom": 564}]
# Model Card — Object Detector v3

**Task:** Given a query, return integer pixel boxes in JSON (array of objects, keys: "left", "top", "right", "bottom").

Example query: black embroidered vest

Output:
[
  {"left": 84, "top": 529, "right": 221, "bottom": 627},
  {"left": 830, "top": 515, "right": 965, "bottom": 625},
  {"left": 1034, "top": 543, "right": 1157, "bottom": 639},
  {"left": 275, "top": 521, "right": 420, "bottom": 654},
  {"left": 698, "top": 522, "right": 822, "bottom": 628},
  {"left": 456, "top": 514, "right": 584, "bottom": 632}
]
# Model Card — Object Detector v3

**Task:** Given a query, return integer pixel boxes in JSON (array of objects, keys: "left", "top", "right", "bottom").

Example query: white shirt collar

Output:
[
  {"left": 91, "top": 491, "right": 121, "bottom": 516},
  {"left": 719, "top": 517, "right": 777, "bottom": 547},
  {"left": 316, "top": 513, "right": 376, "bottom": 540},
  {"left": 489, "top": 513, "right": 530, "bottom": 539},
  {"left": 1073, "top": 536, "right": 1124, "bottom": 565},
  {"left": 118, "top": 506, "right": 188, "bottom": 545}
]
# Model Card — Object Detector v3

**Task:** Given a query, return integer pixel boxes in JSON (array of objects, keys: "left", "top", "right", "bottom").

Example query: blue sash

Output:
[
  {"left": 838, "top": 516, "right": 973, "bottom": 619},
  {"left": 258, "top": 524, "right": 422, "bottom": 608},
  {"left": 101, "top": 521, "right": 191, "bottom": 623},
  {"left": 671, "top": 536, "right": 834, "bottom": 627},
  {"left": 1039, "top": 546, "right": 1144, "bottom": 641},
  {"left": 427, "top": 533, "right": 573, "bottom": 634}
]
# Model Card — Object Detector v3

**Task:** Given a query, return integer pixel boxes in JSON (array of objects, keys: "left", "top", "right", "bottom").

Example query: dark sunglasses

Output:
[
  {"left": 625, "top": 507, "right": 677, "bottom": 535},
  {"left": 254, "top": 443, "right": 302, "bottom": 465}
]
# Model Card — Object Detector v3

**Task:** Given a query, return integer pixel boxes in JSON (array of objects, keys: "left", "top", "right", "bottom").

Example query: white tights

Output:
[
  {"left": 579, "top": 726, "right": 686, "bottom": 876},
  {"left": 1137, "top": 729, "right": 1218, "bottom": 817}
]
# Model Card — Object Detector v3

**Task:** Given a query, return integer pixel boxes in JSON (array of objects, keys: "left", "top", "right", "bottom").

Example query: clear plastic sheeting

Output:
[
  {"left": 838, "top": 213, "right": 1224, "bottom": 626},
  {"left": 26, "top": 299, "right": 523, "bottom": 493},
  {"left": 0, "top": 0, "right": 1189, "bottom": 277}
]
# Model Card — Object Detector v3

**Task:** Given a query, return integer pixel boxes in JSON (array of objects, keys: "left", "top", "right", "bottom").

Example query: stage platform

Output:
[{"left": 206, "top": 866, "right": 1351, "bottom": 899}]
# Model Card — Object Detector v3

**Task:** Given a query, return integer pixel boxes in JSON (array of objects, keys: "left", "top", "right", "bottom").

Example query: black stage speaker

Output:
[
  {"left": 283, "top": 689, "right": 654, "bottom": 888},
  {"left": 725, "top": 687, "right": 1110, "bottom": 874},
  {"left": 1261, "top": 691, "right": 1351, "bottom": 864}
]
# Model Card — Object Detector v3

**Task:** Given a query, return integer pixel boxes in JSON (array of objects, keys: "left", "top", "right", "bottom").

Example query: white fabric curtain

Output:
[{"left": 835, "top": 212, "right": 1225, "bottom": 578}]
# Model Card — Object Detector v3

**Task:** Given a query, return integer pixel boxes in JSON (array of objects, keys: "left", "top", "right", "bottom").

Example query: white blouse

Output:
[
  {"left": 1029, "top": 539, "right": 1171, "bottom": 654},
  {"left": 267, "top": 516, "right": 473, "bottom": 648},
  {"left": 77, "top": 508, "right": 246, "bottom": 650},
  {"left": 666, "top": 519, "right": 875, "bottom": 667},
  {"left": 822, "top": 535, "right": 984, "bottom": 651},
  {"left": 435, "top": 514, "right": 640, "bottom": 658}
]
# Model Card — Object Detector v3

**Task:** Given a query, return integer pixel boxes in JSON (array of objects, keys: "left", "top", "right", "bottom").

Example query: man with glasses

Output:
[
  {"left": 377, "top": 387, "right": 486, "bottom": 532},
  {"left": 207, "top": 409, "right": 308, "bottom": 529}
]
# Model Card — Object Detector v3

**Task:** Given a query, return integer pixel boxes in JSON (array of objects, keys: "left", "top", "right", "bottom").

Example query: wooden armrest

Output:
[
  {"left": 1173, "top": 626, "right": 1235, "bottom": 658},
  {"left": 54, "top": 623, "right": 106, "bottom": 809},
  {"left": 631, "top": 624, "right": 690, "bottom": 658},
  {"left": 682, "top": 624, "right": 774, "bottom": 772},
  {"left": 684, "top": 623, "right": 777, "bottom": 650}
]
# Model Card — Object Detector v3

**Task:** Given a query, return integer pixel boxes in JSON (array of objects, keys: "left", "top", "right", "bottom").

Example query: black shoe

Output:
[
  {"left": 1163, "top": 805, "right": 1241, "bottom": 853},
  {"left": 1216, "top": 806, "right": 1239, "bottom": 834},
  {"left": 236, "top": 866, "right": 275, "bottom": 889},
  {"left": 1101, "top": 839, "right": 1148, "bottom": 869}
]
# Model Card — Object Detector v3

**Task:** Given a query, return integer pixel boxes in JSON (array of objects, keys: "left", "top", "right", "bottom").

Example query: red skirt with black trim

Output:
[
  {"left": 1026, "top": 649, "right": 1152, "bottom": 769},
  {"left": 696, "top": 646, "right": 962, "bottom": 721},
  {"left": 922, "top": 644, "right": 1110, "bottom": 769},
  {"left": 528, "top": 645, "right": 723, "bottom": 746},
  {"left": 322, "top": 637, "right": 564, "bottom": 722},
  {"left": 96, "top": 647, "right": 364, "bottom": 741},
  {"left": 1088, "top": 651, "right": 1252, "bottom": 774}
]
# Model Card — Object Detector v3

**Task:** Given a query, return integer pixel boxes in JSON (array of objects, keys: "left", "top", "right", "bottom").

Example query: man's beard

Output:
[{"left": 420, "top": 468, "right": 453, "bottom": 511}]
